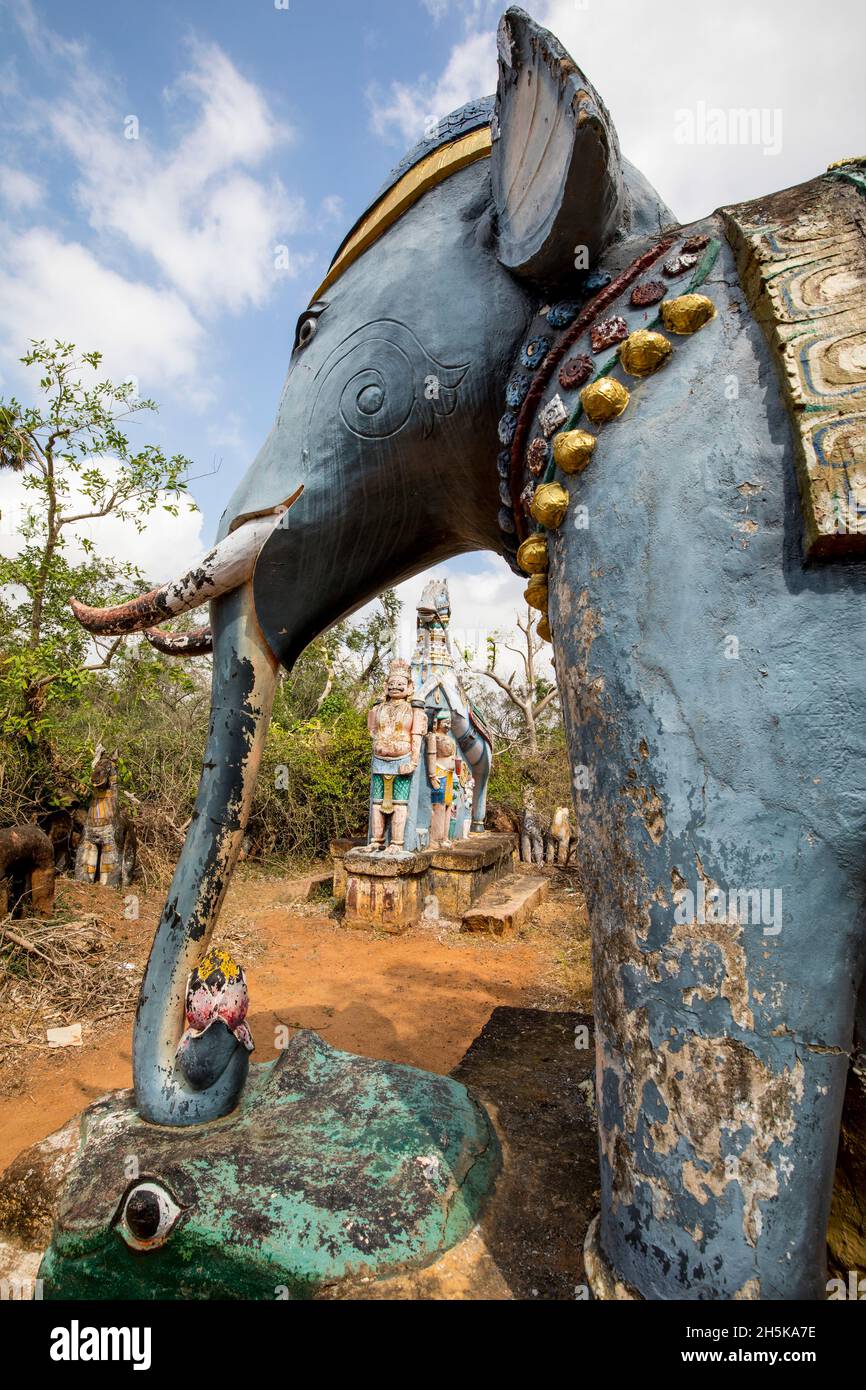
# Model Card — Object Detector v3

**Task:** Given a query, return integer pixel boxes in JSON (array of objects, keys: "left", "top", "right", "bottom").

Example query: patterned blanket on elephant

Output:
[{"left": 723, "top": 163, "right": 866, "bottom": 559}]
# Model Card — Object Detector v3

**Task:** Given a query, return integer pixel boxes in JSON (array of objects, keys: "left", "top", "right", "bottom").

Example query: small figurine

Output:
[
  {"left": 546, "top": 805, "right": 575, "bottom": 865},
  {"left": 520, "top": 787, "right": 545, "bottom": 864},
  {"left": 411, "top": 579, "right": 493, "bottom": 832},
  {"left": 426, "top": 711, "right": 457, "bottom": 847},
  {"left": 462, "top": 772, "right": 475, "bottom": 838},
  {"left": 366, "top": 659, "right": 427, "bottom": 853}
]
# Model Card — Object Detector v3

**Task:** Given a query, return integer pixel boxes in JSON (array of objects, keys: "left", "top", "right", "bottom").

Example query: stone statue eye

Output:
[
  {"left": 293, "top": 302, "right": 326, "bottom": 353},
  {"left": 297, "top": 317, "right": 317, "bottom": 347},
  {"left": 117, "top": 1181, "right": 182, "bottom": 1251}
]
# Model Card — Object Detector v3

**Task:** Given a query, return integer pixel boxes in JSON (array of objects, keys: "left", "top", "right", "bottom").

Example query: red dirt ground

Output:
[{"left": 0, "top": 866, "right": 591, "bottom": 1172}]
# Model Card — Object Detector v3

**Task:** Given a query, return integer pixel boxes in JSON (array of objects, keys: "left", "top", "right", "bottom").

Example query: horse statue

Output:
[
  {"left": 73, "top": 744, "right": 136, "bottom": 889},
  {"left": 411, "top": 578, "right": 494, "bottom": 832}
]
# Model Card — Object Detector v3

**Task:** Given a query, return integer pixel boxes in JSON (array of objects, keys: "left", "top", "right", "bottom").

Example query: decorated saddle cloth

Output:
[{"left": 723, "top": 163, "right": 866, "bottom": 558}]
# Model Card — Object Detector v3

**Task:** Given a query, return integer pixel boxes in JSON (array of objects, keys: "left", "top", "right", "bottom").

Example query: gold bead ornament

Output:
[
  {"left": 619, "top": 329, "right": 673, "bottom": 377},
  {"left": 524, "top": 574, "right": 549, "bottom": 613},
  {"left": 529, "top": 481, "right": 569, "bottom": 529},
  {"left": 553, "top": 429, "right": 597, "bottom": 474},
  {"left": 580, "top": 376, "right": 630, "bottom": 424},
  {"left": 516, "top": 534, "right": 549, "bottom": 575},
  {"left": 660, "top": 294, "right": 716, "bottom": 335}
]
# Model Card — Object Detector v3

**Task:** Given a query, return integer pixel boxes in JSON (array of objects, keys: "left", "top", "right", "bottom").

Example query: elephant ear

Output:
[{"left": 491, "top": 6, "right": 624, "bottom": 282}]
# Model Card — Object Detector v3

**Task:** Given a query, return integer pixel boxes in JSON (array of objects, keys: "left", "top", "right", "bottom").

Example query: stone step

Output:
[
  {"left": 461, "top": 873, "right": 548, "bottom": 937},
  {"left": 285, "top": 870, "right": 334, "bottom": 901}
]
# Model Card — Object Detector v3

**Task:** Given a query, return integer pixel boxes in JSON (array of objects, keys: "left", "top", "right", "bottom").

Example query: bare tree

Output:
[{"left": 478, "top": 607, "right": 559, "bottom": 755}]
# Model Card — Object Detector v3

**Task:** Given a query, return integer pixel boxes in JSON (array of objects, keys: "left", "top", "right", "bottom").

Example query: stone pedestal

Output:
[
  {"left": 429, "top": 836, "right": 516, "bottom": 917},
  {"left": 339, "top": 834, "right": 516, "bottom": 932},
  {"left": 343, "top": 848, "right": 431, "bottom": 932},
  {"left": 330, "top": 837, "right": 366, "bottom": 906}
]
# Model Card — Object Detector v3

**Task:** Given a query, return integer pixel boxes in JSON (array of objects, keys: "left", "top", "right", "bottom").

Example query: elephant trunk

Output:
[{"left": 133, "top": 581, "right": 278, "bottom": 1125}]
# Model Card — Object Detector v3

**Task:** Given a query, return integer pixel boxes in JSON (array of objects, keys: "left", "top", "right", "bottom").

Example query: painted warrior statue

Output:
[
  {"left": 366, "top": 659, "right": 427, "bottom": 853},
  {"left": 425, "top": 712, "right": 456, "bottom": 847},
  {"left": 74, "top": 744, "right": 136, "bottom": 888}
]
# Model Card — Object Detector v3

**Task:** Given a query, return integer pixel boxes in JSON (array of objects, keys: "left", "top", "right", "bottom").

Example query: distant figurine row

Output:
[{"left": 0, "top": 743, "right": 135, "bottom": 922}]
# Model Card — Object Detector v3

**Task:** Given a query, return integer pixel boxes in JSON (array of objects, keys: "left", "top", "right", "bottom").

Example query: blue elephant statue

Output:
[{"left": 72, "top": 7, "right": 866, "bottom": 1300}]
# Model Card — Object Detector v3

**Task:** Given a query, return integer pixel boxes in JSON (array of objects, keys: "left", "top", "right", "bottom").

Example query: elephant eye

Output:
[
  {"left": 293, "top": 302, "right": 326, "bottom": 353},
  {"left": 117, "top": 1181, "right": 182, "bottom": 1251}
]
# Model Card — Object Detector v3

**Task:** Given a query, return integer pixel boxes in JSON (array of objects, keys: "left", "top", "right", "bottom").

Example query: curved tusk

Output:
[
  {"left": 145, "top": 625, "right": 213, "bottom": 656},
  {"left": 70, "top": 487, "right": 303, "bottom": 636}
]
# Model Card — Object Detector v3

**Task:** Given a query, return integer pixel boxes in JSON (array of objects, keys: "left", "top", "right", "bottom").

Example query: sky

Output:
[{"left": 0, "top": 0, "right": 863, "bottom": 669}]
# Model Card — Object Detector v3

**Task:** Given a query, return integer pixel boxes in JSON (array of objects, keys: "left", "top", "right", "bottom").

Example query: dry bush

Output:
[
  {"left": 0, "top": 912, "right": 139, "bottom": 1050},
  {"left": 488, "top": 726, "right": 573, "bottom": 824}
]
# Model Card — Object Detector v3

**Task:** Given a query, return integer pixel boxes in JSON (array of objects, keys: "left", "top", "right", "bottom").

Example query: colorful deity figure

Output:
[
  {"left": 411, "top": 579, "right": 493, "bottom": 832},
  {"left": 425, "top": 712, "right": 457, "bottom": 847},
  {"left": 366, "top": 658, "right": 427, "bottom": 853}
]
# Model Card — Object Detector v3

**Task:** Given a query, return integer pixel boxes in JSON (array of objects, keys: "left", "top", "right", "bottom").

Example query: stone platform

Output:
[
  {"left": 34, "top": 1032, "right": 501, "bottom": 1300},
  {"left": 340, "top": 833, "right": 517, "bottom": 932}
]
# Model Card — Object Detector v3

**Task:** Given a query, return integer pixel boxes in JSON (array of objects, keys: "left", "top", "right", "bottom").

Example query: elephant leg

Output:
[
  {"left": 29, "top": 867, "right": 55, "bottom": 916},
  {"left": 554, "top": 615, "right": 853, "bottom": 1299}
]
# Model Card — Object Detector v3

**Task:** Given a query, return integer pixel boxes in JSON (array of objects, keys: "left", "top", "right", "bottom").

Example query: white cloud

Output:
[
  {"left": 420, "top": 0, "right": 451, "bottom": 22},
  {"left": 0, "top": 165, "right": 43, "bottom": 210},
  {"left": 0, "top": 9, "right": 310, "bottom": 407},
  {"left": 535, "top": 0, "right": 866, "bottom": 219},
  {"left": 46, "top": 38, "right": 304, "bottom": 315},
  {"left": 381, "top": 1, "right": 865, "bottom": 222},
  {"left": 13, "top": 0, "right": 85, "bottom": 66},
  {"left": 368, "top": 29, "right": 496, "bottom": 145},
  {"left": 318, "top": 193, "right": 345, "bottom": 227},
  {"left": 0, "top": 229, "right": 204, "bottom": 394}
]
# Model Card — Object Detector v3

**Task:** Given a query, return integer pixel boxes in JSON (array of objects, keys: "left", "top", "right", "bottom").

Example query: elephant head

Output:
[{"left": 72, "top": 6, "right": 671, "bottom": 1128}]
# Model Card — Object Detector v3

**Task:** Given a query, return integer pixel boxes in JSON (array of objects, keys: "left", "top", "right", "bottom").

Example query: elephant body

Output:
[
  {"left": 70, "top": 8, "right": 866, "bottom": 1300},
  {"left": 542, "top": 205, "right": 866, "bottom": 1300}
]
